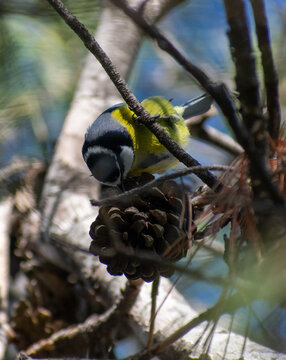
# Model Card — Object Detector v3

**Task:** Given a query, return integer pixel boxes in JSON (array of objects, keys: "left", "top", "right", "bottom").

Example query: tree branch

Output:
[
  {"left": 109, "top": 0, "right": 246, "bottom": 147},
  {"left": 46, "top": 0, "right": 219, "bottom": 190},
  {"left": 249, "top": 0, "right": 281, "bottom": 145},
  {"left": 109, "top": 0, "right": 283, "bottom": 204},
  {"left": 186, "top": 109, "right": 243, "bottom": 156},
  {"left": 90, "top": 165, "right": 231, "bottom": 207},
  {"left": 223, "top": 0, "right": 264, "bottom": 146},
  {"left": 194, "top": 125, "right": 243, "bottom": 156},
  {"left": 126, "top": 287, "right": 282, "bottom": 360},
  {"left": 223, "top": 0, "right": 282, "bottom": 201}
]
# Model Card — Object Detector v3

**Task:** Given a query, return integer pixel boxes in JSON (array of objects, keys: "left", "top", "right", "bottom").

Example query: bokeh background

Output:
[{"left": 1, "top": 0, "right": 286, "bottom": 355}]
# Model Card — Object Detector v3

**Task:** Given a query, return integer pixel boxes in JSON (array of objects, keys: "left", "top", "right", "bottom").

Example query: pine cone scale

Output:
[{"left": 89, "top": 180, "right": 191, "bottom": 282}]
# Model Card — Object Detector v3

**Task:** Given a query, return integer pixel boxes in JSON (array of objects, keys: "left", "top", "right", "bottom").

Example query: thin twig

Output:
[
  {"left": 191, "top": 321, "right": 211, "bottom": 354},
  {"left": 149, "top": 262, "right": 246, "bottom": 358},
  {"left": 240, "top": 306, "right": 251, "bottom": 360},
  {"left": 203, "top": 125, "right": 243, "bottom": 156},
  {"left": 202, "top": 276, "right": 231, "bottom": 355},
  {"left": 150, "top": 241, "right": 204, "bottom": 336},
  {"left": 52, "top": 235, "right": 226, "bottom": 286},
  {"left": 188, "top": 122, "right": 244, "bottom": 156},
  {"left": 249, "top": 303, "right": 280, "bottom": 349},
  {"left": 249, "top": 0, "right": 281, "bottom": 145},
  {"left": 147, "top": 276, "right": 160, "bottom": 348},
  {"left": 46, "top": 0, "right": 218, "bottom": 190},
  {"left": 186, "top": 107, "right": 243, "bottom": 156},
  {"left": 110, "top": 1, "right": 244, "bottom": 141},
  {"left": 90, "top": 165, "right": 230, "bottom": 207},
  {"left": 109, "top": 0, "right": 247, "bottom": 150},
  {"left": 147, "top": 290, "right": 246, "bottom": 356},
  {"left": 203, "top": 320, "right": 218, "bottom": 355},
  {"left": 110, "top": 0, "right": 283, "bottom": 204},
  {"left": 222, "top": 313, "right": 235, "bottom": 360}
]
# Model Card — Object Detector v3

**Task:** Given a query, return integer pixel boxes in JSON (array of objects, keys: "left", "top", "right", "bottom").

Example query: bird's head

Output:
[{"left": 83, "top": 144, "right": 134, "bottom": 188}]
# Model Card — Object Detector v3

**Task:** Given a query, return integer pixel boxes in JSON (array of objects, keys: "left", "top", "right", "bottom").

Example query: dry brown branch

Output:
[
  {"left": 186, "top": 108, "right": 243, "bottom": 156},
  {"left": 110, "top": 0, "right": 283, "bottom": 204},
  {"left": 250, "top": 0, "right": 281, "bottom": 144},
  {"left": 223, "top": 0, "right": 281, "bottom": 201},
  {"left": 223, "top": 0, "right": 263, "bottom": 142},
  {"left": 90, "top": 165, "right": 231, "bottom": 208},
  {"left": 197, "top": 125, "right": 243, "bottom": 156}
]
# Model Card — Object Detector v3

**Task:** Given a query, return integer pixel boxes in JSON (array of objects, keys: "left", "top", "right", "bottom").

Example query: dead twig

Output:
[
  {"left": 51, "top": 235, "right": 226, "bottom": 286},
  {"left": 186, "top": 106, "right": 243, "bottom": 156},
  {"left": 128, "top": 290, "right": 246, "bottom": 359},
  {"left": 187, "top": 110, "right": 243, "bottom": 156},
  {"left": 90, "top": 165, "right": 231, "bottom": 207},
  {"left": 147, "top": 276, "right": 160, "bottom": 348},
  {"left": 223, "top": 0, "right": 264, "bottom": 148},
  {"left": 198, "top": 125, "right": 243, "bottom": 156}
]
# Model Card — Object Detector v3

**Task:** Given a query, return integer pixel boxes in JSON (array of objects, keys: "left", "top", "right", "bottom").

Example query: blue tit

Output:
[{"left": 82, "top": 94, "right": 212, "bottom": 187}]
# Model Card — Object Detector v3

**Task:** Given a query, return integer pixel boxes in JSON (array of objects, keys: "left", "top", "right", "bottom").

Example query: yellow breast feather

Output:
[{"left": 112, "top": 97, "right": 190, "bottom": 176}]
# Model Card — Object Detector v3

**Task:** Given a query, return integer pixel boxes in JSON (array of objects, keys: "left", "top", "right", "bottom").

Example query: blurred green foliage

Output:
[{"left": 0, "top": 0, "right": 99, "bottom": 163}]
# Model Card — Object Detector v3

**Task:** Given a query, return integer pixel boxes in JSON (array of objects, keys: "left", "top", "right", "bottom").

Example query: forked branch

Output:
[{"left": 110, "top": 0, "right": 283, "bottom": 203}]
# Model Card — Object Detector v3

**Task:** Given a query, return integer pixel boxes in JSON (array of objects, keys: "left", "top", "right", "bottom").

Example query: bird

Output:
[{"left": 82, "top": 94, "right": 212, "bottom": 188}]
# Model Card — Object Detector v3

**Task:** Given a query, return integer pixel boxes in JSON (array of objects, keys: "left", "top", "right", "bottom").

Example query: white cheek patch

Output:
[
  {"left": 83, "top": 146, "right": 117, "bottom": 163},
  {"left": 120, "top": 146, "right": 134, "bottom": 177}
]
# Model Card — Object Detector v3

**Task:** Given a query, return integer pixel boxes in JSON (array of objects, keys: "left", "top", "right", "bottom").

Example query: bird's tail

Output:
[{"left": 175, "top": 93, "right": 213, "bottom": 120}]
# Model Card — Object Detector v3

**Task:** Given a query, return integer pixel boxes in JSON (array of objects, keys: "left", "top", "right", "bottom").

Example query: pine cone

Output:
[{"left": 89, "top": 180, "right": 190, "bottom": 282}]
